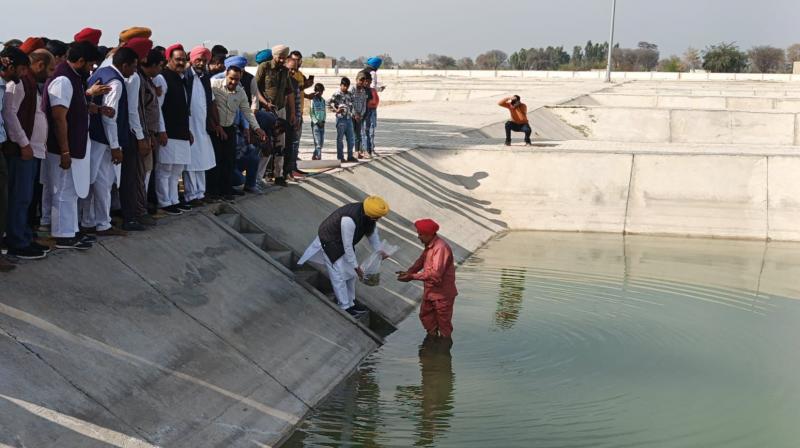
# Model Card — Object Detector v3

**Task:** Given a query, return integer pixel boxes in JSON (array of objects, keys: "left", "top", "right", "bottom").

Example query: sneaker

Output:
[
  {"left": 55, "top": 237, "right": 92, "bottom": 250},
  {"left": 188, "top": 199, "right": 205, "bottom": 207},
  {"left": 96, "top": 227, "right": 128, "bottom": 237},
  {"left": 122, "top": 220, "right": 147, "bottom": 231},
  {"left": 274, "top": 177, "right": 288, "bottom": 187},
  {"left": 256, "top": 179, "right": 270, "bottom": 189},
  {"left": 137, "top": 214, "right": 157, "bottom": 226},
  {"left": 8, "top": 246, "right": 47, "bottom": 260},
  {"left": 504, "top": 140, "right": 511, "bottom": 146},
  {"left": 352, "top": 303, "right": 369, "bottom": 313},
  {"left": 78, "top": 233, "right": 97, "bottom": 244},
  {"left": 30, "top": 241, "right": 52, "bottom": 254},
  {"left": 161, "top": 205, "right": 183, "bottom": 216},
  {"left": 177, "top": 202, "right": 192, "bottom": 211},
  {"left": 0, "top": 257, "right": 16, "bottom": 272},
  {"left": 346, "top": 306, "right": 368, "bottom": 317}
]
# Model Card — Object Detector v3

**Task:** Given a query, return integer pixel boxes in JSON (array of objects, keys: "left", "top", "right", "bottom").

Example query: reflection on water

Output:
[
  {"left": 284, "top": 232, "right": 800, "bottom": 448},
  {"left": 494, "top": 268, "right": 526, "bottom": 330}
]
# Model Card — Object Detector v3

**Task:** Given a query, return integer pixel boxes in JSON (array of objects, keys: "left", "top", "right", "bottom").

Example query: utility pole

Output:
[{"left": 605, "top": 0, "right": 617, "bottom": 82}]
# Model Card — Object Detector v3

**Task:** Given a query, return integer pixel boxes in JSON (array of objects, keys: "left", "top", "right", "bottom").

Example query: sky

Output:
[{"left": 5, "top": 0, "right": 800, "bottom": 61}]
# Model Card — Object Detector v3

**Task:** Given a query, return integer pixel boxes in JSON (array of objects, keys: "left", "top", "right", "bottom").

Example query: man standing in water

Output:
[
  {"left": 398, "top": 219, "right": 458, "bottom": 338},
  {"left": 298, "top": 196, "right": 390, "bottom": 317}
]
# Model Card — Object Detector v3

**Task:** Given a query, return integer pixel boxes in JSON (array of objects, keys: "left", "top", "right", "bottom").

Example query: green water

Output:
[{"left": 284, "top": 232, "right": 800, "bottom": 448}]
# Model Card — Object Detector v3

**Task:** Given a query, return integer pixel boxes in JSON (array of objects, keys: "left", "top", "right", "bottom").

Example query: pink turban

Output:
[
  {"left": 123, "top": 37, "right": 153, "bottom": 60},
  {"left": 189, "top": 46, "right": 211, "bottom": 62},
  {"left": 414, "top": 219, "right": 440, "bottom": 236}
]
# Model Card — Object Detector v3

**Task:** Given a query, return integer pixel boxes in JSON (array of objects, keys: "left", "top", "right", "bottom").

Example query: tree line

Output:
[{"left": 321, "top": 42, "right": 800, "bottom": 73}]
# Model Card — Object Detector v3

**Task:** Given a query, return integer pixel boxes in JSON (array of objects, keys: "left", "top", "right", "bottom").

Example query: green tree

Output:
[
  {"left": 702, "top": 42, "right": 749, "bottom": 73},
  {"left": 426, "top": 54, "right": 457, "bottom": 69},
  {"left": 748, "top": 46, "right": 786, "bottom": 73},
  {"left": 311, "top": 51, "right": 326, "bottom": 59},
  {"left": 657, "top": 55, "right": 686, "bottom": 72}
]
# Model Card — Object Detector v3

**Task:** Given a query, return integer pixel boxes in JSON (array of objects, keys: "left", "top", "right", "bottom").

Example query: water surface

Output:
[{"left": 284, "top": 232, "right": 800, "bottom": 448}]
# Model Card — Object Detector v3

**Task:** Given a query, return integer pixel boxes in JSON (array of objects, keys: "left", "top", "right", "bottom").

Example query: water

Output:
[{"left": 284, "top": 232, "right": 800, "bottom": 448}]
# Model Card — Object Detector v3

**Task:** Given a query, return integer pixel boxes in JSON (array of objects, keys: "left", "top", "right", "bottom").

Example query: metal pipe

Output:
[{"left": 605, "top": 0, "right": 617, "bottom": 82}]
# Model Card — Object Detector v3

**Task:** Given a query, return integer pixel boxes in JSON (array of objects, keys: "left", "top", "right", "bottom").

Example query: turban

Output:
[
  {"left": 363, "top": 196, "right": 389, "bottom": 219},
  {"left": 272, "top": 44, "right": 289, "bottom": 57},
  {"left": 366, "top": 57, "right": 383, "bottom": 69},
  {"left": 255, "top": 49, "right": 272, "bottom": 64},
  {"left": 74, "top": 27, "right": 102, "bottom": 46},
  {"left": 123, "top": 37, "right": 152, "bottom": 60},
  {"left": 19, "top": 37, "right": 45, "bottom": 55},
  {"left": 189, "top": 46, "right": 211, "bottom": 62},
  {"left": 119, "top": 27, "right": 151, "bottom": 43},
  {"left": 224, "top": 55, "right": 248, "bottom": 69},
  {"left": 165, "top": 43, "right": 184, "bottom": 60},
  {"left": 414, "top": 219, "right": 440, "bottom": 236}
]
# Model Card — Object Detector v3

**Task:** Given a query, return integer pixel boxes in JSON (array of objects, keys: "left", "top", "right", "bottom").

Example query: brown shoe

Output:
[
  {"left": 0, "top": 257, "right": 16, "bottom": 272},
  {"left": 96, "top": 227, "right": 128, "bottom": 237}
]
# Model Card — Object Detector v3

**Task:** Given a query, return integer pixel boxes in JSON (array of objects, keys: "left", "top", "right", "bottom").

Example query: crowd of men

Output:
[{"left": 0, "top": 26, "right": 387, "bottom": 271}]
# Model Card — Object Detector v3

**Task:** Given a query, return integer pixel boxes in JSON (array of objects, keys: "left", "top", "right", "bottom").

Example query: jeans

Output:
[
  {"left": 291, "top": 119, "right": 302, "bottom": 171},
  {"left": 5, "top": 154, "right": 36, "bottom": 249},
  {"left": 336, "top": 116, "right": 354, "bottom": 160},
  {"left": 363, "top": 108, "right": 377, "bottom": 154},
  {"left": 236, "top": 142, "right": 260, "bottom": 189},
  {"left": 311, "top": 122, "right": 325, "bottom": 158},
  {"left": 353, "top": 117, "right": 363, "bottom": 152},
  {"left": 505, "top": 121, "right": 532, "bottom": 143}
]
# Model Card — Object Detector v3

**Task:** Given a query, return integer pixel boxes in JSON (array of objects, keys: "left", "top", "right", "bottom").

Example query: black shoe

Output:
[
  {"left": 30, "top": 241, "right": 52, "bottom": 254},
  {"left": 274, "top": 177, "right": 288, "bottom": 187},
  {"left": 346, "top": 306, "right": 368, "bottom": 317},
  {"left": 137, "top": 214, "right": 157, "bottom": 226},
  {"left": 352, "top": 303, "right": 369, "bottom": 313},
  {"left": 78, "top": 233, "right": 97, "bottom": 244},
  {"left": 346, "top": 157, "right": 358, "bottom": 163},
  {"left": 55, "top": 237, "right": 92, "bottom": 250},
  {"left": 204, "top": 195, "right": 222, "bottom": 204},
  {"left": 231, "top": 189, "right": 245, "bottom": 196},
  {"left": 188, "top": 199, "right": 205, "bottom": 207},
  {"left": 222, "top": 195, "right": 236, "bottom": 203},
  {"left": 504, "top": 140, "right": 511, "bottom": 146},
  {"left": 525, "top": 140, "right": 533, "bottom": 146},
  {"left": 8, "top": 246, "right": 47, "bottom": 260},
  {"left": 177, "top": 202, "right": 192, "bottom": 211},
  {"left": 122, "top": 220, "right": 147, "bottom": 231},
  {"left": 161, "top": 205, "right": 183, "bottom": 216}
]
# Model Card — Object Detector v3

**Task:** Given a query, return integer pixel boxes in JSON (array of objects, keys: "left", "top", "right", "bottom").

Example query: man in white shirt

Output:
[
  {"left": 79, "top": 47, "right": 138, "bottom": 236},
  {"left": 3, "top": 49, "right": 53, "bottom": 260}
]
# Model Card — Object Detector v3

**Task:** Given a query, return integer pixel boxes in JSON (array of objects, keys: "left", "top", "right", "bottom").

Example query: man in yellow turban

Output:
[
  {"left": 119, "top": 27, "right": 151, "bottom": 44},
  {"left": 298, "top": 196, "right": 391, "bottom": 316}
]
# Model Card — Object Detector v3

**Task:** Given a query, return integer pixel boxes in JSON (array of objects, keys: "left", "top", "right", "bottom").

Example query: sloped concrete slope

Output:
[{"left": 1, "top": 212, "right": 377, "bottom": 448}]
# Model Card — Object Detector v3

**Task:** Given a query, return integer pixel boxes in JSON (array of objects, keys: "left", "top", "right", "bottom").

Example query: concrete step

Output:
[
  {"left": 266, "top": 250, "right": 294, "bottom": 269},
  {"left": 241, "top": 232, "right": 266, "bottom": 248},
  {"left": 216, "top": 213, "right": 241, "bottom": 231},
  {"left": 294, "top": 269, "right": 320, "bottom": 286}
]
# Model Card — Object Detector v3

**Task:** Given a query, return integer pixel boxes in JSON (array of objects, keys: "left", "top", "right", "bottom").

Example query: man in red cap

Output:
[
  {"left": 19, "top": 37, "right": 45, "bottom": 55},
  {"left": 398, "top": 219, "right": 459, "bottom": 338},
  {"left": 73, "top": 28, "right": 102, "bottom": 47}
]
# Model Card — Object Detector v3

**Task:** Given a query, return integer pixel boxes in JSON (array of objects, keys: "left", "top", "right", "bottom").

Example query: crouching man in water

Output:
[
  {"left": 398, "top": 219, "right": 458, "bottom": 338},
  {"left": 298, "top": 196, "right": 390, "bottom": 317}
]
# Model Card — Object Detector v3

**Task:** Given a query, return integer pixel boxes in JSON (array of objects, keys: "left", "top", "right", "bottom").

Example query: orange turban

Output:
[{"left": 119, "top": 27, "right": 151, "bottom": 43}]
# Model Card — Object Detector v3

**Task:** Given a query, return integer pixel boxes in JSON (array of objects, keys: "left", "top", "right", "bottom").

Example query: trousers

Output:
[
  {"left": 155, "top": 162, "right": 184, "bottom": 207},
  {"left": 183, "top": 170, "right": 206, "bottom": 201},
  {"left": 207, "top": 125, "right": 236, "bottom": 196},
  {"left": 5, "top": 154, "right": 37, "bottom": 249},
  {"left": 505, "top": 121, "right": 532, "bottom": 143},
  {"left": 419, "top": 297, "right": 456, "bottom": 338},
  {"left": 120, "top": 136, "right": 146, "bottom": 221},
  {"left": 46, "top": 153, "right": 79, "bottom": 238},
  {"left": 80, "top": 141, "right": 115, "bottom": 231}
]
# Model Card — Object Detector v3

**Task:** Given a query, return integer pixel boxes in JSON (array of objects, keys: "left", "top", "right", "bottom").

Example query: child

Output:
[
  {"left": 351, "top": 73, "right": 370, "bottom": 159},
  {"left": 309, "top": 83, "right": 326, "bottom": 160},
  {"left": 328, "top": 77, "right": 357, "bottom": 163}
]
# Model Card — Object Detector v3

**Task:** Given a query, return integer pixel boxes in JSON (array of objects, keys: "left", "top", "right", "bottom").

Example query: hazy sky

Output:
[{"left": 5, "top": 0, "right": 799, "bottom": 60}]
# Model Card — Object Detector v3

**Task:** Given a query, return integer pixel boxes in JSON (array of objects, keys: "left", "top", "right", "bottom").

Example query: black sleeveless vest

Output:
[{"left": 318, "top": 203, "right": 376, "bottom": 263}]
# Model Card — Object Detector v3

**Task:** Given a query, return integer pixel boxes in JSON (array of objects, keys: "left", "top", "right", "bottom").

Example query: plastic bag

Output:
[{"left": 359, "top": 240, "right": 399, "bottom": 286}]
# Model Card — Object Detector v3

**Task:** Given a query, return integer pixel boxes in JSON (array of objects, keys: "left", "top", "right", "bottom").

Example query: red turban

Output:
[
  {"left": 74, "top": 27, "right": 102, "bottom": 46},
  {"left": 123, "top": 37, "right": 153, "bottom": 60},
  {"left": 19, "top": 37, "right": 45, "bottom": 54},
  {"left": 165, "top": 43, "right": 185, "bottom": 60},
  {"left": 189, "top": 46, "right": 211, "bottom": 62},
  {"left": 414, "top": 219, "right": 440, "bottom": 236}
]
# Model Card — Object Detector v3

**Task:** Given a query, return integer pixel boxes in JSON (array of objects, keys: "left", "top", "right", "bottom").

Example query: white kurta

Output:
[
  {"left": 46, "top": 75, "right": 91, "bottom": 198},
  {"left": 186, "top": 71, "right": 215, "bottom": 171},
  {"left": 298, "top": 217, "right": 383, "bottom": 309}
]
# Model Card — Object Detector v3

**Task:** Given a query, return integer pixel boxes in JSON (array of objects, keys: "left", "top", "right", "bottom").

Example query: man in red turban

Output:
[
  {"left": 398, "top": 219, "right": 459, "bottom": 338},
  {"left": 19, "top": 37, "right": 45, "bottom": 54},
  {"left": 73, "top": 28, "right": 102, "bottom": 46}
]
